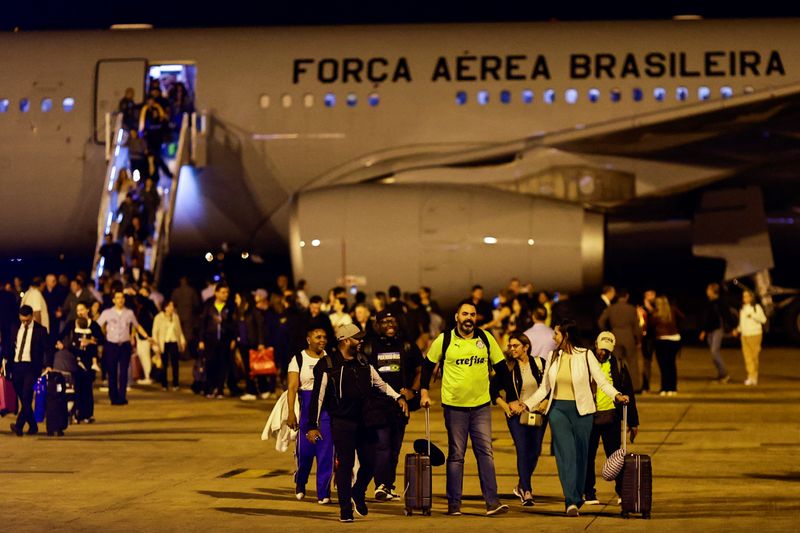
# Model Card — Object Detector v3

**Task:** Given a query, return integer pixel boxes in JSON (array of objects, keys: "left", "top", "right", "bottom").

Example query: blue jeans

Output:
[
  {"left": 443, "top": 405, "right": 500, "bottom": 509},
  {"left": 707, "top": 328, "right": 727, "bottom": 379},
  {"left": 506, "top": 414, "right": 546, "bottom": 493}
]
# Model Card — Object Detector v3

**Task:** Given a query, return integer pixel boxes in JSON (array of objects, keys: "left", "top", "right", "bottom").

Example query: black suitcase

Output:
[
  {"left": 404, "top": 407, "right": 432, "bottom": 516},
  {"left": 46, "top": 372, "right": 69, "bottom": 435},
  {"left": 620, "top": 404, "right": 652, "bottom": 519}
]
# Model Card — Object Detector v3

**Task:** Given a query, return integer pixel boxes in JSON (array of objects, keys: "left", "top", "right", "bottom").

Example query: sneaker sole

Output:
[{"left": 487, "top": 505, "right": 509, "bottom": 516}]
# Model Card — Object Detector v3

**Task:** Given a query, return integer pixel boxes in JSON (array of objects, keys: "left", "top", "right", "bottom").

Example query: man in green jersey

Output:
[{"left": 420, "top": 300, "right": 509, "bottom": 517}]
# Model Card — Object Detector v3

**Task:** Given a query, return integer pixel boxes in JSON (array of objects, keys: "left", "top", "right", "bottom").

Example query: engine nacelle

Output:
[{"left": 290, "top": 184, "right": 603, "bottom": 306}]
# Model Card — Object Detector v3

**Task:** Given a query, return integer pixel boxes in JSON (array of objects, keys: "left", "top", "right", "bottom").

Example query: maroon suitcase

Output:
[
  {"left": 619, "top": 404, "right": 652, "bottom": 519},
  {"left": 0, "top": 376, "right": 17, "bottom": 416}
]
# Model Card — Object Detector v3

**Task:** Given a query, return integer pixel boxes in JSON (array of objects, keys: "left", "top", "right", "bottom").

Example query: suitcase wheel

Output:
[{"left": 404, "top": 508, "right": 412, "bottom": 516}]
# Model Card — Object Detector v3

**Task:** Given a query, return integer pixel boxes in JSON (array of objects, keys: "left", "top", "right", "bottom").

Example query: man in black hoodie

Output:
[{"left": 306, "top": 323, "right": 408, "bottom": 523}]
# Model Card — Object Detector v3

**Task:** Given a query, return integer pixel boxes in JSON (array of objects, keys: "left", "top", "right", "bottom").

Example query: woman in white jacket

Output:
[
  {"left": 523, "top": 320, "right": 629, "bottom": 517},
  {"left": 735, "top": 290, "right": 767, "bottom": 386},
  {"left": 151, "top": 300, "right": 186, "bottom": 391}
]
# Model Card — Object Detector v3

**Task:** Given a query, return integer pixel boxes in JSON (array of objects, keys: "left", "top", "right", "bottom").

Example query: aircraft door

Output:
[{"left": 94, "top": 58, "right": 148, "bottom": 143}]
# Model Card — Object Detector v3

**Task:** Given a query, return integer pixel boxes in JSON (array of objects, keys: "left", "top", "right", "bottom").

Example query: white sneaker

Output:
[
  {"left": 667, "top": 391, "right": 677, "bottom": 397},
  {"left": 295, "top": 491, "right": 305, "bottom": 501},
  {"left": 136, "top": 379, "right": 152, "bottom": 385},
  {"left": 566, "top": 504, "right": 580, "bottom": 517},
  {"left": 259, "top": 392, "right": 273, "bottom": 400},
  {"left": 239, "top": 394, "right": 257, "bottom": 401},
  {"left": 318, "top": 497, "right": 331, "bottom": 505}
]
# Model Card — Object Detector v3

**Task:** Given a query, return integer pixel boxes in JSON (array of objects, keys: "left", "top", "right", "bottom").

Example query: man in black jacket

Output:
[
  {"left": 1, "top": 305, "right": 53, "bottom": 436},
  {"left": 584, "top": 331, "right": 640, "bottom": 505},
  {"left": 197, "top": 283, "right": 239, "bottom": 398},
  {"left": 361, "top": 309, "right": 423, "bottom": 501},
  {"left": 306, "top": 323, "right": 408, "bottom": 523}
]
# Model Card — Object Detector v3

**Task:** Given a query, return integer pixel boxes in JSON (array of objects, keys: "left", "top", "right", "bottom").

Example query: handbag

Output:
[
  {"left": 519, "top": 411, "right": 544, "bottom": 426},
  {"left": 249, "top": 347, "right": 277, "bottom": 377}
]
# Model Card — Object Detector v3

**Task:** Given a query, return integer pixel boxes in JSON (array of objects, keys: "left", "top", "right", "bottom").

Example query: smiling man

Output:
[{"left": 420, "top": 299, "right": 509, "bottom": 517}]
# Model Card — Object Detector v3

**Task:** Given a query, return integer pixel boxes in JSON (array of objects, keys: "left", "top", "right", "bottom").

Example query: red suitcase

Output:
[{"left": 0, "top": 376, "right": 18, "bottom": 416}]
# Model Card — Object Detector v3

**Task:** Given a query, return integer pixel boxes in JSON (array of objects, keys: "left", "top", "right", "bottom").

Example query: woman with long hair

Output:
[
  {"left": 649, "top": 296, "right": 684, "bottom": 396},
  {"left": 522, "top": 320, "right": 629, "bottom": 516},
  {"left": 735, "top": 290, "right": 767, "bottom": 386},
  {"left": 491, "top": 332, "right": 547, "bottom": 506}
]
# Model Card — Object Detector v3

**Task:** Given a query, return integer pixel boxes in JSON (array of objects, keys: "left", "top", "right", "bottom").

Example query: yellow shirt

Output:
[
  {"left": 214, "top": 301, "right": 225, "bottom": 314},
  {"left": 595, "top": 359, "right": 615, "bottom": 411},
  {"left": 554, "top": 351, "right": 575, "bottom": 400}
]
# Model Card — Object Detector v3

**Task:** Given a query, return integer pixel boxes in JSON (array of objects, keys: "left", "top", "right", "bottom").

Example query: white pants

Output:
[{"left": 136, "top": 339, "right": 152, "bottom": 380}]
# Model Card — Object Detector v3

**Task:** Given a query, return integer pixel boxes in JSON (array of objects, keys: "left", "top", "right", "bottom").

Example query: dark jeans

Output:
[
  {"left": 204, "top": 342, "right": 241, "bottom": 396},
  {"left": 374, "top": 414, "right": 407, "bottom": 490},
  {"left": 584, "top": 411, "right": 623, "bottom": 498},
  {"left": 11, "top": 362, "right": 37, "bottom": 432},
  {"left": 443, "top": 404, "right": 500, "bottom": 509},
  {"left": 506, "top": 414, "right": 547, "bottom": 493},
  {"left": 105, "top": 342, "right": 132, "bottom": 404},
  {"left": 160, "top": 342, "right": 180, "bottom": 388},
  {"left": 74, "top": 367, "right": 95, "bottom": 420},
  {"left": 655, "top": 339, "right": 681, "bottom": 392},
  {"left": 330, "top": 417, "right": 376, "bottom": 514}
]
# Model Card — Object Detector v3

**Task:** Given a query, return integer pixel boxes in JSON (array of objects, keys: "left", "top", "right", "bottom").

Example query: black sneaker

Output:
[
  {"left": 374, "top": 484, "right": 389, "bottom": 501},
  {"left": 352, "top": 497, "right": 368, "bottom": 517},
  {"left": 584, "top": 493, "right": 600, "bottom": 505},
  {"left": 339, "top": 510, "right": 354, "bottom": 523},
  {"left": 447, "top": 507, "right": 462, "bottom": 516},
  {"left": 486, "top": 503, "right": 509, "bottom": 516}
]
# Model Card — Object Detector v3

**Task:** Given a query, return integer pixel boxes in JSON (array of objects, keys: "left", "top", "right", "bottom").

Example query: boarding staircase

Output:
[{"left": 91, "top": 111, "right": 207, "bottom": 286}]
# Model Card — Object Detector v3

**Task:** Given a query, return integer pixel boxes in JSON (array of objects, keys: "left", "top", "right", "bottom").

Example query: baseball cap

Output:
[
  {"left": 336, "top": 323, "right": 366, "bottom": 341},
  {"left": 596, "top": 331, "right": 616, "bottom": 352},
  {"left": 375, "top": 309, "right": 396, "bottom": 322}
]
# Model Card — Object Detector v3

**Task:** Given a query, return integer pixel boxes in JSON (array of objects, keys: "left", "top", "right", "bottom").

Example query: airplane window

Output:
[
  {"left": 544, "top": 90, "right": 555, "bottom": 104},
  {"left": 259, "top": 94, "right": 270, "bottom": 109},
  {"left": 324, "top": 93, "right": 336, "bottom": 107},
  {"left": 347, "top": 93, "right": 358, "bottom": 107},
  {"left": 565, "top": 89, "right": 578, "bottom": 104},
  {"left": 281, "top": 94, "right": 293, "bottom": 108},
  {"left": 521, "top": 90, "right": 533, "bottom": 104},
  {"left": 0, "top": 99, "right": 8, "bottom": 113},
  {"left": 677, "top": 87, "right": 689, "bottom": 101},
  {"left": 303, "top": 94, "right": 314, "bottom": 108},
  {"left": 456, "top": 91, "right": 467, "bottom": 105},
  {"left": 632, "top": 88, "right": 643, "bottom": 102},
  {"left": 20, "top": 98, "right": 30, "bottom": 113},
  {"left": 654, "top": 87, "right": 666, "bottom": 102},
  {"left": 588, "top": 89, "right": 600, "bottom": 103},
  {"left": 500, "top": 90, "right": 511, "bottom": 104},
  {"left": 610, "top": 89, "right": 621, "bottom": 103},
  {"left": 62, "top": 97, "right": 75, "bottom": 112},
  {"left": 698, "top": 86, "right": 711, "bottom": 101},
  {"left": 744, "top": 85, "right": 754, "bottom": 95},
  {"left": 721, "top": 86, "right": 733, "bottom": 99},
  {"left": 477, "top": 90, "right": 489, "bottom": 105},
  {"left": 368, "top": 93, "right": 380, "bottom": 106},
  {"left": 41, "top": 98, "right": 53, "bottom": 112}
]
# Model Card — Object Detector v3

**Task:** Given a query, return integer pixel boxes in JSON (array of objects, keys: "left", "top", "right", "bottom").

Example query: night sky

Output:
[{"left": 4, "top": 2, "right": 800, "bottom": 31}]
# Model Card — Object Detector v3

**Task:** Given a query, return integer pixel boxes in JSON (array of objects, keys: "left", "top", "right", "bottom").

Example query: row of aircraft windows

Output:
[
  {"left": 0, "top": 97, "right": 76, "bottom": 113},
  {"left": 456, "top": 85, "right": 750, "bottom": 105},
  {"left": 259, "top": 92, "right": 380, "bottom": 109}
]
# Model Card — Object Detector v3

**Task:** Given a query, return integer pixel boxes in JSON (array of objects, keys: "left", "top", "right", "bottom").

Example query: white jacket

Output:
[
  {"left": 738, "top": 304, "right": 767, "bottom": 337},
  {"left": 151, "top": 312, "right": 186, "bottom": 353},
  {"left": 523, "top": 348, "right": 620, "bottom": 416},
  {"left": 262, "top": 390, "right": 300, "bottom": 452}
]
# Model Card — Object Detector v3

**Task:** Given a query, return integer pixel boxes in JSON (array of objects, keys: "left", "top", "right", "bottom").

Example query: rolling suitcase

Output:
[
  {"left": 46, "top": 372, "right": 69, "bottom": 436},
  {"left": 619, "top": 405, "right": 652, "bottom": 519},
  {"left": 403, "top": 407, "right": 432, "bottom": 516}
]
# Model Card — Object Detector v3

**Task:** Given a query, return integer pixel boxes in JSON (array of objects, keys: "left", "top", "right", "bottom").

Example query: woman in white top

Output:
[
  {"left": 151, "top": 300, "right": 186, "bottom": 391},
  {"left": 491, "top": 332, "right": 547, "bottom": 507},
  {"left": 286, "top": 327, "right": 334, "bottom": 504},
  {"left": 523, "top": 320, "right": 629, "bottom": 517},
  {"left": 328, "top": 297, "right": 353, "bottom": 330},
  {"left": 735, "top": 290, "right": 767, "bottom": 386}
]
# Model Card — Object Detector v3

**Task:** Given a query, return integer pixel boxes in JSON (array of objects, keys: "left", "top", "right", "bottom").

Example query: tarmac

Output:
[{"left": 3, "top": 345, "right": 800, "bottom": 532}]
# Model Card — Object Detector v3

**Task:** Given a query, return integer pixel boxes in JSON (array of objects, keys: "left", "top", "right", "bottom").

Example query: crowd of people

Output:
[{"left": 0, "top": 268, "right": 768, "bottom": 519}]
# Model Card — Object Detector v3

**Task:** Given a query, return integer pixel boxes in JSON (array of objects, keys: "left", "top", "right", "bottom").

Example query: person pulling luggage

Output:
[{"left": 306, "top": 323, "right": 409, "bottom": 523}]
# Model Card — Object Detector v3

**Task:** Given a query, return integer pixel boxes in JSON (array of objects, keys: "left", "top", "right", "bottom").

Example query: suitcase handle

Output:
[
  {"left": 621, "top": 404, "right": 628, "bottom": 454},
  {"left": 425, "top": 406, "right": 430, "bottom": 457}
]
